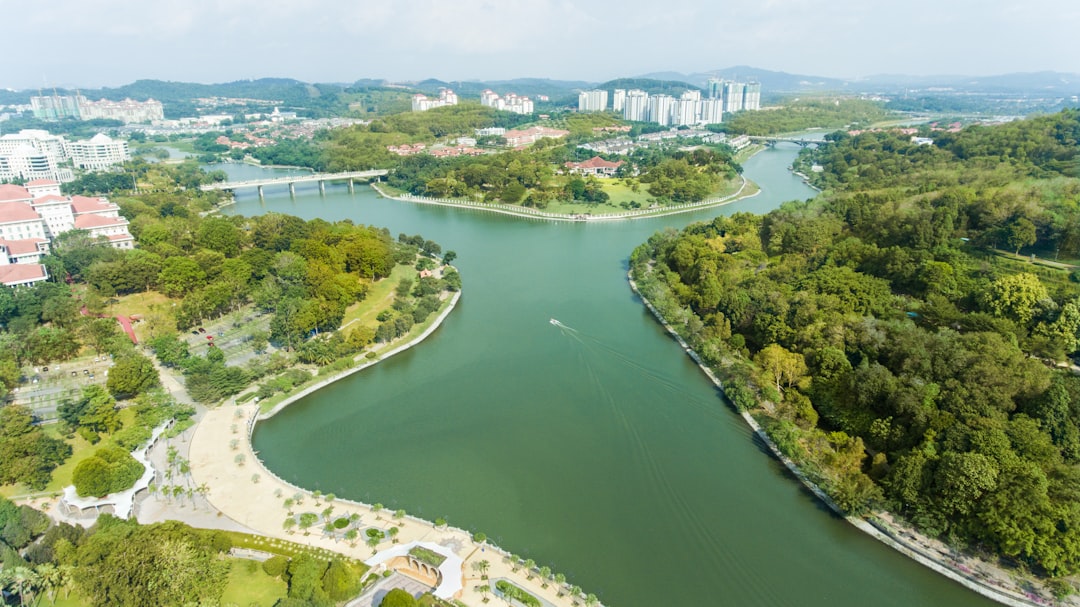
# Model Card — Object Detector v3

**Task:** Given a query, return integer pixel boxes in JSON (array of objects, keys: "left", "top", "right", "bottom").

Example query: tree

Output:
[
  {"left": 1006, "top": 217, "right": 1037, "bottom": 255},
  {"left": 321, "top": 559, "right": 358, "bottom": 601},
  {"left": 380, "top": 587, "right": 417, "bottom": 607},
  {"left": 983, "top": 272, "right": 1049, "bottom": 325},
  {"left": 0, "top": 405, "right": 71, "bottom": 489},
  {"left": 157, "top": 256, "right": 207, "bottom": 297},
  {"left": 754, "top": 343, "right": 808, "bottom": 396},
  {"left": 72, "top": 446, "right": 145, "bottom": 498},
  {"left": 106, "top": 352, "right": 160, "bottom": 400}
]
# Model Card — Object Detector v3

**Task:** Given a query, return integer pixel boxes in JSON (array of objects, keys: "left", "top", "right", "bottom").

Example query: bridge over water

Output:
[
  {"left": 747, "top": 136, "right": 823, "bottom": 147},
  {"left": 200, "top": 169, "right": 389, "bottom": 198}
]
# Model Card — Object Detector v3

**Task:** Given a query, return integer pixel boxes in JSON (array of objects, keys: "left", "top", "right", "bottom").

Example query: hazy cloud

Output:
[{"left": 3, "top": 0, "right": 1078, "bottom": 89}]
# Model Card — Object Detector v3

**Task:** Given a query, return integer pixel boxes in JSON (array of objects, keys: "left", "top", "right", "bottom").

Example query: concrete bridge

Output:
[
  {"left": 747, "top": 136, "right": 823, "bottom": 147},
  {"left": 200, "top": 169, "right": 389, "bottom": 198}
]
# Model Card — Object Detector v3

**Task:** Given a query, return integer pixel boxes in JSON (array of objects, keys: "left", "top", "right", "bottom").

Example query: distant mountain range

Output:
[
  {"left": 639, "top": 66, "right": 1080, "bottom": 96},
  {"left": 3, "top": 69, "right": 1078, "bottom": 109}
]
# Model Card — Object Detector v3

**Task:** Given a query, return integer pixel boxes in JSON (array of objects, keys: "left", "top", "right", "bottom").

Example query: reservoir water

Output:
[{"left": 224, "top": 144, "right": 997, "bottom": 607}]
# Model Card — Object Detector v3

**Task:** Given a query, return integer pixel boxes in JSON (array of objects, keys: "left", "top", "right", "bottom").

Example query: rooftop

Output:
[
  {"left": 0, "top": 202, "right": 42, "bottom": 223},
  {"left": 0, "top": 185, "right": 32, "bottom": 203},
  {"left": 0, "top": 263, "right": 47, "bottom": 285}
]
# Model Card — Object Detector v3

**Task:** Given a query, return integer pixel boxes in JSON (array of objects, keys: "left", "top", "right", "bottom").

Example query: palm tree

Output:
[
  {"left": 10, "top": 566, "right": 40, "bottom": 607},
  {"left": 477, "top": 583, "right": 491, "bottom": 603},
  {"left": 539, "top": 565, "right": 552, "bottom": 587},
  {"left": 393, "top": 509, "right": 406, "bottom": 526},
  {"left": 372, "top": 503, "right": 383, "bottom": 519},
  {"left": 554, "top": 572, "right": 567, "bottom": 594},
  {"left": 283, "top": 517, "right": 297, "bottom": 535},
  {"left": 36, "top": 563, "right": 61, "bottom": 604},
  {"left": 524, "top": 559, "right": 536, "bottom": 579},
  {"left": 586, "top": 593, "right": 599, "bottom": 607},
  {"left": 387, "top": 526, "right": 400, "bottom": 543},
  {"left": 478, "top": 559, "right": 490, "bottom": 579}
]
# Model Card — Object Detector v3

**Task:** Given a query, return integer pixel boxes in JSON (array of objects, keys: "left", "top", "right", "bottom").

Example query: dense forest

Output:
[
  {"left": 719, "top": 98, "right": 891, "bottom": 136},
  {"left": 632, "top": 110, "right": 1080, "bottom": 582}
]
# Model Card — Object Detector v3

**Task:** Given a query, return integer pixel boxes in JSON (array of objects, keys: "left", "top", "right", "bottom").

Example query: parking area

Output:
[
  {"left": 13, "top": 355, "right": 116, "bottom": 420},
  {"left": 177, "top": 311, "right": 276, "bottom": 367}
]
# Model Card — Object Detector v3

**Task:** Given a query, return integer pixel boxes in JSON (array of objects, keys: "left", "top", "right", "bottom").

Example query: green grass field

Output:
[
  {"left": 220, "top": 558, "right": 289, "bottom": 607},
  {"left": 339, "top": 265, "right": 415, "bottom": 331}
]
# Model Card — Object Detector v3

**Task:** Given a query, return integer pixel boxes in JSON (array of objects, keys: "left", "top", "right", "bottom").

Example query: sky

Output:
[{"left": 4, "top": 0, "right": 1080, "bottom": 89}]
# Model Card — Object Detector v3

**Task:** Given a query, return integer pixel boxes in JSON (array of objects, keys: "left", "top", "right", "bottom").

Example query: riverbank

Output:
[
  {"left": 370, "top": 178, "right": 760, "bottom": 223},
  {"left": 258, "top": 288, "right": 461, "bottom": 420},
  {"left": 182, "top": 284, "right": 602, "bottom": 605},
  {"left": 626, "top": 271, "right": 1062, "bottom": 607}
]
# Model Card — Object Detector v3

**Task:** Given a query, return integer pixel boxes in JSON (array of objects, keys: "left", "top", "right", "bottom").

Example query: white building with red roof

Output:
[
  {"left": 503, "top": 126, "right": 570, "bottom": 147},
  {"left": 0, "top": 183, "right": 133, "bottom": 285},
  {"left": 0, "top": 263, "right": 48, "bottom": 288},
  {"left": 0, "top": 184, "right": 133, "bottom": 251},
  {"left": 564, "top": 156, "right": 625, "bottom": 177}
]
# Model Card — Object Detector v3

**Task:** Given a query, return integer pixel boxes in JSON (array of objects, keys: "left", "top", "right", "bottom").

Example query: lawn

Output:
[
  {"left": 220, "top": 558, "right": 289, "bottom": 607},
  {"left": 339, "top": 264, "right": 415, "bottom": 331},
  {"left": 105, "top": 291, "right": 175, "bottom": 342}
]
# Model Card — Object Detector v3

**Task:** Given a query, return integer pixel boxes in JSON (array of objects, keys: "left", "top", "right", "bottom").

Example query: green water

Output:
[{"left": 224, "top": 146, "right": 998, "bottom": 607}]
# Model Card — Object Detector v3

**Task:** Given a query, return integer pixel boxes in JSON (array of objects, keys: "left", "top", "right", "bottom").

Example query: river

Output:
[{"left": 220, "top": 143, "right": 997, "bottom": 607}]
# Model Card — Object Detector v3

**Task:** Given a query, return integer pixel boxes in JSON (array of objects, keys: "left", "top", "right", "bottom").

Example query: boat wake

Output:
[{"left": 550, "top": 318, "right": 572, "bottom": 330}]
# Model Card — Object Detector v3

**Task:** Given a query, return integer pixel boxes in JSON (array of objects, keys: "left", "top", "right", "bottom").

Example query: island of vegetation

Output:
[{"left": 631, "top": 109, "right": 1080, "bottom": 602}]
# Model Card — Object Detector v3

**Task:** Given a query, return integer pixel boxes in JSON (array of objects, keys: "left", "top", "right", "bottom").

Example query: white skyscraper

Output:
[
  {"left": 648, "top": 95, "right": 675, "bottom": 127},
  {"left": 578, "top": 90, "right": 608, "bottom": 112},
  {"left": 699, "top": 99, "right": 724, "bottom": 125},
  {"left": 623, "top": 90, "right": 649, "bottom": 122},
  {"left": 612, "top": 89, "right": 626, "bottom": 112},
  {"left": 743, "top": 82, "right": 762, "bottom": 111},
  {"left": 723, "top": 82, "right": 746, "bottom": 113}
]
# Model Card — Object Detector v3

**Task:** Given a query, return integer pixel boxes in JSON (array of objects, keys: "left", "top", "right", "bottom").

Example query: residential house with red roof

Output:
[{"left": 564, "top": 156, "right": 625, "bottom": 177}]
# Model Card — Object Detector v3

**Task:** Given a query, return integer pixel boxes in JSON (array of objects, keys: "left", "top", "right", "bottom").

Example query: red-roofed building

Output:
[
  {"left": 564, "top": 156, "right": 625, "bottom": 177},
  {"left": 0, "top": 184, "right": 32, "bottom": 204},
  {"left": 25, "top": 179, "right": 62, "bottom": 198},
  {"left": 0, "top": 238, "right": 49, "bottom": 263},
  {"left": 0, "top": 188, "right": 132, "bottom": 250},
  {"left": 0, "top": 263, "right": 48, "bottom": 288},
  {"left": 0, "top": 202, "right": 48, "bottom": 241},
  {"left": 503, "top": 126, "right": 570, "bottom": 147}
]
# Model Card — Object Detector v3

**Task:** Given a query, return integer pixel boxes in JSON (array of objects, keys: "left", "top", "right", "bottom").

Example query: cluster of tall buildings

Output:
[
  {"left": 577, "top": 79, "right": 761, "bottom": 126},
  {"left": 30, "top": 93, "right": 164, "bottom": 124},
  {"left": 579, "top": 88, "right": 723, "bottom": 127},
  {"left": 480, "top": 90, "right": 534, "bottom": 115},
  {"left": 411, "top": 89, "right": 459, "bottom": 112},
  {"left": 706, "top": 79, "right": 761, "bottom": 113},
  {"left": 0, "top": 129, "right": 131, "bottom": 183}
]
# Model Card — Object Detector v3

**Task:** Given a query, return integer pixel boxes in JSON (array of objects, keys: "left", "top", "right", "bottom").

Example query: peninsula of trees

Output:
[{"left": 632, "top": 109, "right": 1080, "bottom": 585}]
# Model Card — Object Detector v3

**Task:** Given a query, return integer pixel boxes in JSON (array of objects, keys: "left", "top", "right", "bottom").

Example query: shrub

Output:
[
  {"left": 333, "top": 517, "right": 350, "bottom": 529},
  {"left": 263, "top": 554, "right": 289, "bottom": 578}
]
